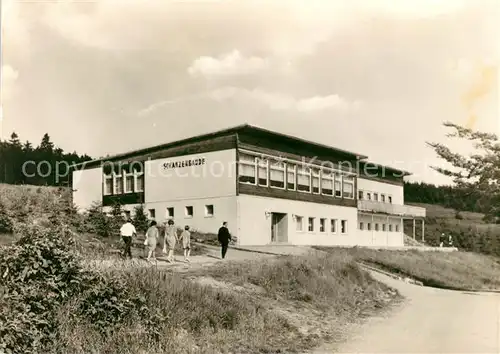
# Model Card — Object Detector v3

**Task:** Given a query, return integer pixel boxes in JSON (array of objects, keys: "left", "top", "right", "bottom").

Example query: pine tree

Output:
[{"left": 132, "top": 205, "right": 149, "bottom": 233}]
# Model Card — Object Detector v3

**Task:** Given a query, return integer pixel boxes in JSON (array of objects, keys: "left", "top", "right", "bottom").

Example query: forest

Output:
[{"left": 0, "top": 132, "right": 92, "bottom": 186}]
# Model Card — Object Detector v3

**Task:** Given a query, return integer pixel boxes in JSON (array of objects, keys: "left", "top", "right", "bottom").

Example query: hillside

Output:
[{"left": 405, "top": 202, "right": 500, "bottom": 257}]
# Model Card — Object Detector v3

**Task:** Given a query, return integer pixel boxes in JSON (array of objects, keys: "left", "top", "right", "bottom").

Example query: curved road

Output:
[{"left": 316, "top": 271, "right": 500, "bottom": 353}]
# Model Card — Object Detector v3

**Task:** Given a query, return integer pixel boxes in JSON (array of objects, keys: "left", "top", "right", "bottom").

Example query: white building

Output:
[{"left": 71, "top": 124, "right": 426, "bottom": 247}]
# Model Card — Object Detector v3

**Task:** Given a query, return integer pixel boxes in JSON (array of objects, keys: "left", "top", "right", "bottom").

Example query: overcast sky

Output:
[{"left": 2, "top": 0, "right": 498, "bottom": 185}]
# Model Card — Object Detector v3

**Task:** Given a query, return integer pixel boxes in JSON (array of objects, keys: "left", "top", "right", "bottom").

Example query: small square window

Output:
[
  {"left": 330, "top": 219, "right": 337, "bottom": 233},
  {"left": 295, "top": 216, "right": 303, "bottom": 231},
  {"left": 381, "top": 194, "right": 386, "bottom": 203},
  {"left": 319, "top": 218, "right": 326, "bottom": 232},
  {"left": 166, "top": 207, "right": 174, "bottom": 219},
  {"left": 308, "top": 217, "right": 314, "bottom": 232},
  {"left": 185, "top": 206, "right": 193, "bottom": 218},
  {"left": 148, "top": 209, "right": 156, "bottom": 219},
  {"left": 205, "top": 204, "right": 214, "bottom": 217},
  {"left": 366, "top": 192, "right": 371, "bottom": 200},
  {"left": 341, "top": 220, "right": 347, "bottom": 234},
  {"left": 373, "top": 193, "right": 379, "bottom": 201}
]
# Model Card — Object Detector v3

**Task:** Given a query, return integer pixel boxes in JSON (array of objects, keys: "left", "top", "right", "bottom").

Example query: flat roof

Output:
[
  {"left": 358, "top": 159, "right": 412, "bottom": 177},
  {"left": 74, "top": 123, "right": 369, "bottom": 168}
]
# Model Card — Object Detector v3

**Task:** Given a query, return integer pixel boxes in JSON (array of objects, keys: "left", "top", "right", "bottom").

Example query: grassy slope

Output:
[
  {"left": 1, "top": 184, "right": 400, "bottom": 353},
  {"left": 405, "top": 202, "right": 500, "bottom": 255},
  {"left": 317, "top": 247, "right": 500, "bottom": 291}
]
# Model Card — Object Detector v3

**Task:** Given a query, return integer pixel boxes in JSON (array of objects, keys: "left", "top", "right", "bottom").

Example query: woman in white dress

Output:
[{"left": 163, "top": 219, "right": 178, "bottom": 262}]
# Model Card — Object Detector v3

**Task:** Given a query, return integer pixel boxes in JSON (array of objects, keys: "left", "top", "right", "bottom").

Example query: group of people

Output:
[
  {"left": 439, "top": 233, "right": 454, "bottom": 248},
  {"left": 119, "top": 218, "right": 232, "bottom": 263}
]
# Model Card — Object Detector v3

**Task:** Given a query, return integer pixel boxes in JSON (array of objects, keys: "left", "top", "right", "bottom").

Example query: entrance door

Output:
[{"left": 271, "top": 213, "right": 288, "bottom": 243}]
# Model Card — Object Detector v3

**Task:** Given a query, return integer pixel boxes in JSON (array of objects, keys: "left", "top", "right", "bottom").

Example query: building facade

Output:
[{"left": 71, "top": 124, "right": 426, "bottom": 247}]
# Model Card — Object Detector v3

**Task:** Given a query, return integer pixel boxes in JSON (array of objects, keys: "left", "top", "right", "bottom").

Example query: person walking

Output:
[
  {"left": 181, "top": 225, "right": 191, "bottom": 263},
  {"left": 120, "top": 218, "right": 137, "bottom": 259},
  {"left": 145, "top": 220, "right": 159, "bottom": 263},
  {"left": 217, "top": 221, "right": 231, "bottom": 259},
  {"left": 163, "top": 219, "right": 178, "bottom": 262}
]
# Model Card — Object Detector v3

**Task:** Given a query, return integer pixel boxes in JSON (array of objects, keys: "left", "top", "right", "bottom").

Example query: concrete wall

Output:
[
  {"left": 237, "top": 194, "right": 358, "bottom": 246},
  {"left": 357, "top": 178, "right": 404, "bottom": 205},
  {"left": 146, "top": 196, "right": 237, "bottom": 235},
  {"left": 357, "top": 214, "right": 404, "bottom": 247},
  {"left": 137, "top": 149, "right": 238, "bottom": 234},
  {"left": 72, "top": 167, "right": 102, "bottom": 213},
  {"left": 145, "top": 149, "right": 237, "bottom": 203}
]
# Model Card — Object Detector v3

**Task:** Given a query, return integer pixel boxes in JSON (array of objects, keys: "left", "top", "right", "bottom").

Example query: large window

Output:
[
  {"left": 114, "top": 174, "right": 123, "bottom": 194},
  {"left": 321, "top": 171, "right": 334, "bottom": 196},
  {"left": 166, "top": 207, "right": 174, "bottom": 219},
  {"left": 270, "top": 160, "right": 285, "bottom": 189},
  {"left": 312, "top": 168, "right": 320, "bottom": 194},
  {"left": 257, "top": 158, "right": 268, "bottom": 186},
  {"left": 135, "top": 173, "right": 144, "bottom": 192},
  {"left": 297, "top": 167, "right": 311, "bottom": 192},
  {"left": 334, "top": 174, "right": 342, "bottom": 197},
  {"left": 343, "top": 176, "right": 354, "bottom": 198},
  {"left": 239, "top": 153, "right": 256, "bottom": 184},
  {"left": 286, "top": 164, "right": 296, "bottom": 190},
  {"left": 125, "top": 173, "right": 134, "bottom": 193},
  {"left": 185, "top": 206, "right": 193, "bottom": 218},
  {"left": 104, "top": 174, "right": 113, "bottom": 195}
]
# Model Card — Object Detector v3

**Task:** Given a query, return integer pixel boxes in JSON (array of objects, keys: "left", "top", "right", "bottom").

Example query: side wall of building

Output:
[
  {"left": 357, "top": 214, "right": 404, "bottom": 246},
  {"left": 237, "top": 194, "right": 358, "bottom": 246},
  {"left": 357, "top": 177, "right": 404, "bottom": 205},
  {"left": 143, "top": 148, "right": 238, "bottom": 234},
  {"left": 72, "top": 167, "right": 103, "bottom": 213}
]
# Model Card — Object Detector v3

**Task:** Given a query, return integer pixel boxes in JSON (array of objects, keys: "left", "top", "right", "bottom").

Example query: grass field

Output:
[
  {"left": 317, "top": 247, "right": 500, "bottom": 291},
  {"left": 57, "top": 253, "right": 399, "bottom": 353}
]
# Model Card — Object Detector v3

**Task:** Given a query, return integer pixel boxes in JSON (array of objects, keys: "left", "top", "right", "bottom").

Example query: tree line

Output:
[
  {"left": 0, "top": 132, "right": 92, "bottom": 186},
  {"left": 404, "top": 181, "right": 487, "bottom": 214}
]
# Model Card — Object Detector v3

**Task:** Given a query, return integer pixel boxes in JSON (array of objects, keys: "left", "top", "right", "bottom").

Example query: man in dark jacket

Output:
[{"left": 217, "top": 221, "right": 231, "bottom": 259}]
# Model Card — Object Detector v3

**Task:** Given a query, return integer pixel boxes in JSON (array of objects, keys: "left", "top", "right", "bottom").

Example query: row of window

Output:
[
  {"left": 104, "top": 171, "right": 144, "bottom": 195},
  {"left": 359, "top": 222, "right": 400, "bottom": 232},
  {"left": 147, "top": 205, "right": 215, "bottom": 220},
  {"left": 358, "top": 190, "right": 392, "bottom": 203},
  {"left": 238, "top": 151, "right": 355, "bottom": 198},
  {"left": 295, "top": 216, "right": 348, "bottom": 234}
]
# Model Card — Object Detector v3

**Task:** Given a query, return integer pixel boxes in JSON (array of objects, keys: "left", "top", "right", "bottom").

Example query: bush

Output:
[
  {"left": 132, "top": 205, "right": 149, "bottom": 233},
  {"left": 0, "top": 200, "right": 13, "bottom": 234},
  {"left": 82, "top": 202, "right": 112, "bottom": 237},
  {"left": 0, "top": 223, "right": 95, "bottom": 353}
]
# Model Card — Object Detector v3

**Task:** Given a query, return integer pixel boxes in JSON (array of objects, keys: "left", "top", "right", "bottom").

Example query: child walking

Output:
[{"left": 181, "top": 225, "right": 191, "bottom": 262}]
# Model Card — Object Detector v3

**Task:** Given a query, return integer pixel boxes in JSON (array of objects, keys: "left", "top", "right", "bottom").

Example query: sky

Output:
[{"left": 1, "top": 0, "right": 499, "bottom": 185}]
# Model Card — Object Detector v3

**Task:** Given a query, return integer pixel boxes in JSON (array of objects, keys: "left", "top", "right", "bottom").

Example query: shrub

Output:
[
  {"left": 82, "top": 202, "right": 112, "bottom": 237},
  {"left": 0, "top": 200, "right": 13, "bottom": 234},
  {"left": 132, "top": 205, "right": 149, "bottom": 233},
  {"left": 0, "top": 223, "right": 95, "bottom": 353}
]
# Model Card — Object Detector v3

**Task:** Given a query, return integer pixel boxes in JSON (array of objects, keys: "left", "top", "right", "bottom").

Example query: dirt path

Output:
[{"left": 314, "top": 271, "right": 500, "bottom": 353}]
